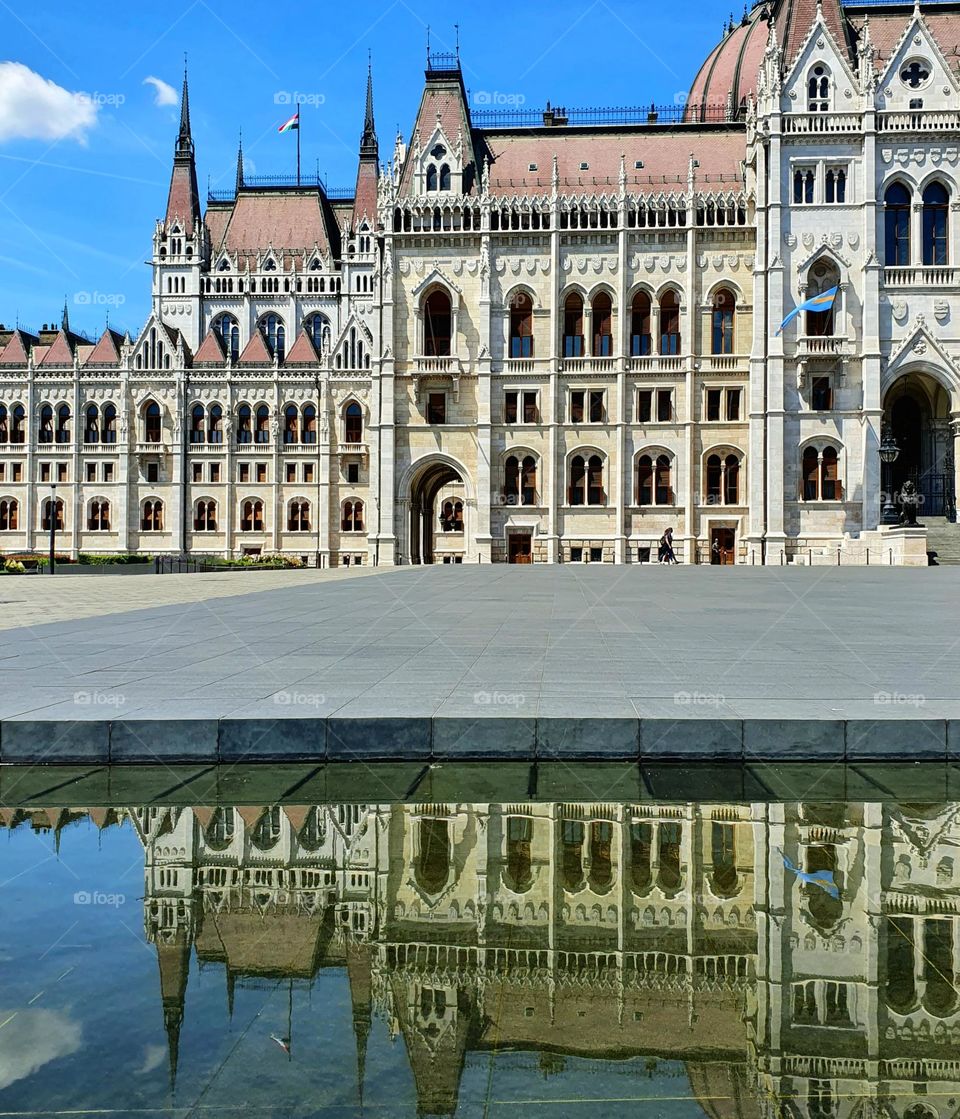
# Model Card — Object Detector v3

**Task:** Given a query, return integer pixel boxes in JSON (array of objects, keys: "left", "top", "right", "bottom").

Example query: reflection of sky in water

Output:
[{"left": 0, "top": 799, "right": 957, "bottom": 1116}]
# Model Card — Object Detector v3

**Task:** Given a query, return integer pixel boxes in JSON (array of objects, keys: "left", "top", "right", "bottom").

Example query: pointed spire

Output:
[
  {"left": 235, "top": 131, "right": 244, "bottom": 195},
  {"left": 360, "top": 54, "right": 377, "bottom": 159},
  {"left": 177, "top": 57, "right": 193, "bottom": 155},
  {"left": 61, "top": 296, "right": 70, "bottom": 334}
]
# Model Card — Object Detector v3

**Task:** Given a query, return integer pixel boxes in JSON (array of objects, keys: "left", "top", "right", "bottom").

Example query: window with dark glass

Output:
[
  {"left": 509, "top": 292, "right": 534, "bottom": 358},
  {"left": 631, "top": 292, "right": 652, "bottom": 356},
  {"left": 563, "top": 294, "right": 584, "bottom": 357},
  {"left": 427, "top": 393, "right": 446, "bottom": 425},
  {"left": 884, "top": 183, "right": 911, "bottom": 266},
  {"left": 923, "top": 182, "right": 949, "bottom": 266},
  {"left": 812, "top": 376, "right": 833, "bottom": 411}
]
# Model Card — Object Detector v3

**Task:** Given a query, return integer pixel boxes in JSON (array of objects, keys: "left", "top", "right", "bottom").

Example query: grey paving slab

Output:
[{"left": 0, "top": 567, "right": 958, "bottom": 762}]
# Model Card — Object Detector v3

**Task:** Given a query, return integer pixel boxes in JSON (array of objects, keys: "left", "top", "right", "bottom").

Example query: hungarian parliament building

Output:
[{"left": 2, "top": 0, "right": 960, "bottom": 565}]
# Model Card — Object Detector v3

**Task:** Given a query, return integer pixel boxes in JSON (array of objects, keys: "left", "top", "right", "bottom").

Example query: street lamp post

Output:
[
  {"left": 48, "top": 483, "right": 58, "bottom": 575},
  {"left": 880, "top": 424, "right": 901, "bottom": 527}
]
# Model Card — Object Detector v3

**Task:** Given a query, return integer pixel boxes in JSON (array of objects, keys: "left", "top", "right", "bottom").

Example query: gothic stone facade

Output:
[{"left": 1, "top": 0, "right": 960, "bottom": 564}]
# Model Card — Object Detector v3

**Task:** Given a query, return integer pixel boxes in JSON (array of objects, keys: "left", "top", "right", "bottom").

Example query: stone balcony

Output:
[{"left": 884, "top": 266, "right": 958, "bottom": 289}]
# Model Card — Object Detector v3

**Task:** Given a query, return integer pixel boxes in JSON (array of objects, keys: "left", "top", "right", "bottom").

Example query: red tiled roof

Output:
[
  {"left": 353, "top": 161, "right": 379, "bottom": 228},
  {"left": 37, "top": 329, "right": 75, "bottom": 367},
  {"left": 192, "top": 807, "right": 215, "bottom": 828},
  {"left": 400, "top": 73, "right": 476, "bottom": 195},
  {"left": 848, "top": 12, "right": 960, "bottom": 69},
  {"left": 83, "top": 328, "right": 124, "bottom": 367},
  {"left": 0, "top": 329, "right": 36, "bottom": 366},
  {"left": 283, "top": 806, "right": 311, "bottom": 831},
  {"left": 284, "top": 329, "right": 320, "bottom": 366},
  {"left": 237, "top": 806, "right": 265, "bottom": 828},
  {"left": 218, "top": 192, "right": 332, "bottom": 264},
  {"left": 166, "top": 160, "right": 201, "bottom": 229},
  {"left": 482, "top": 128, "right": 746, "bottom": 197},
  {"left": 238, "top": 330, "right": 273, "bottom": 366},
  {"left": 782, "top": 0, "right": 847, "bottom": 68},
  {"left": 193, "top": 329, "right": 227, "bottom": 365}
]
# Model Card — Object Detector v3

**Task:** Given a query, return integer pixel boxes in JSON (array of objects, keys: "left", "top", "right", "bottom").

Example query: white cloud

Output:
[
  {"left": 0, "top": 1008, "right": 82, "bottom": 1090},
  {"left": 0, "top": 62, "right": 98, "bottom": 144},
  {"left": 138, "top": 1043, "right": 167, "bottom": 1075},
  {"left": 143, "top": 76, "right": 178, "bottom": 108}
]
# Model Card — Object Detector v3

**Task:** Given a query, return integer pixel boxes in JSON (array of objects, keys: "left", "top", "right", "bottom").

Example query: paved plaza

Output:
[{"left": 0, "top": 566, "right": 957, "bottom": 762}]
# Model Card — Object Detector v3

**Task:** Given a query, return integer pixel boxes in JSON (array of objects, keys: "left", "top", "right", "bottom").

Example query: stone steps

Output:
[{"left": 926, "top": 524, "right": 960, "bottom": 565}]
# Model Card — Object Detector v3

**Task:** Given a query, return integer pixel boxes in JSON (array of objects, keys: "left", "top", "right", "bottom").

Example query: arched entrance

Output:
[
  {"left": 883, "top": 371, "right": 956, "bottom": 519},
  {"left": 407, "top": 458, "right": 466, "bottom": 564}
]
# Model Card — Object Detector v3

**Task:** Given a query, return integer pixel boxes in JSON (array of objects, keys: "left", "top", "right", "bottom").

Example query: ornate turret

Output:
[
  {"left": 164, "top": 62, "right": 201, "bottom": 230},
  {"left": 353, "top": 60, "right": 380, "bottom": 230}
]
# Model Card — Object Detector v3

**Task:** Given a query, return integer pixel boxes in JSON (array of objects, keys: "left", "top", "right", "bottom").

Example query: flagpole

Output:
[{"left": 297, "top": 111, "right": 301, "bottom": 187}]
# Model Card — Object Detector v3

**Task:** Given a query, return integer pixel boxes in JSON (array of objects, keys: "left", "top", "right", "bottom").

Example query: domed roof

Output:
[{"left": 685, "top": 0, "right": 850, "bottom": 122}]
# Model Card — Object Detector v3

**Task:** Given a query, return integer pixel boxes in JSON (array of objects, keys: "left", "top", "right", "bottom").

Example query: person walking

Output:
[{"left": 659, "top": 527, "right": 678, "bottom": 565}]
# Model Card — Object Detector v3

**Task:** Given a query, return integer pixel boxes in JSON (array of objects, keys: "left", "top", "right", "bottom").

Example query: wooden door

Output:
[
  {"left": 711, "top": 528, "right": 736, "bottom": 565},
  {"left": 509, "top": 535, "right": 533, "bottom": 564}
]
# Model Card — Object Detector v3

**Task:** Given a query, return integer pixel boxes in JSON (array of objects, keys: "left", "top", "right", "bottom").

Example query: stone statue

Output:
[{"left": 898, "top": 480, "right": 924, "bottom": 527}]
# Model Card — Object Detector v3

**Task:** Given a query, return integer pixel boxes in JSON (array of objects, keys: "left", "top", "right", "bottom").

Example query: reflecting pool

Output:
[{"left": 2, "top": 784, "right": 959, "bottom": 1116}]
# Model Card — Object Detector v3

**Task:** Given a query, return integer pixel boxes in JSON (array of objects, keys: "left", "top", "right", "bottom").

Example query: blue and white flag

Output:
[{"left": 776, "top": 286, "right": 839, "bottom": 336}]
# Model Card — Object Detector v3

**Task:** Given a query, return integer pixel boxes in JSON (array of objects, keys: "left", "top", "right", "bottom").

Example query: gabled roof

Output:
[
  {"left": 400, "top": 65, "right": 476, "bottom": 196},
  {"left": 238, "top": 331, "right": 273, "bottom": 365},
  {"left": 193, "top": 329, "right": 227, "bottom": 365},
  {"left": 83, "top": 328, "right": 124, "bottom": 367},
  {"left": 213, "top": 192, "right": 334, "bottom": 268},
  {"left": 284, "top": 329, "right": 321, "bottom": 366},
  {"left": 37, "top": 329, "right": 77, "bottom": 367},
  {"left": 848, "top": 10, "right": 960, "bottom": 70},
  {"left": 0, "top": 329, "right": 37, "bottom": 366}
]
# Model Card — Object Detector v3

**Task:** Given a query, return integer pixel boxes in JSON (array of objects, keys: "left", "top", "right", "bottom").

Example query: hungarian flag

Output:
[{"left": 278, "top": 110, "right": 299, "bottom": 133}]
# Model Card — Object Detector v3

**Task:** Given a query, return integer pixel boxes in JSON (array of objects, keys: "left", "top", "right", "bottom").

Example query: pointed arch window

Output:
[
  {"left": 42, "top": 498, "right": 64, "bottom": 532},
  {"left": 141, "top": 499, "right": 163, "bottom": 532},
  {"left": 88, "top": 499, "right": 110, "bottom": 532},
  {"left": 258, "top": 314, "right": 286, "bottom": 361},
  {"left": 84, "top": 404, "right": 100, "bottom": 444},
  {"left": 922, "top": 182, "right": 949, "bottom": 266},
  {"left": 592, "top": 292, "right": 613, "bottom": 357},
  {"left": 341, "top": 500, "right": 364, "bottom": 532},
  {"left": 423, "top": 289, "right": 452, "bottom": 356},
  {"left": 305, "top": 313, "right": 328, "bottom": 352},
  {"left": 344, "top": 402, "right": 363, "bottom": 444},
  {"left": 562, "top": 293, "right": 584, "bottom": 357},
  {"left": 213, "top": 314, "right": 240, "bottom": 361},
  {"left": 303, "top": 405, "right": 317, "bottom": 444},
  {"left": 807, "top": 64, "right": 830, "bottom": 112},
  {"left": 660, "top": 291, "right": 680, "bottom": 354},
  {"left": 504, "top": 454, "right": 537, "bottom": 506},
  {"left": 102, "top": 404, "right": 117, "bottom": 444},
  {"left": 55, "top": 405, "right": 71, "bottom": 444},
  {"left": 0, "top": 498, "right": 18, "bottom": 531},
  {"left": 190, "top": 404, "right": 205, "bottom": 444},
  {"left": 439, "top": 164, "right": 451, "bottom": 191},
  {"left": 711, "top": 289, "right": 736, "bottom": 355},
  {"left": 631, "top": 292, "right": 652, "bottom": 356},
  {"left": 284, "top": 404, "right": 299, "bottom": 444},
  {"left": 194, "top": 499, "right": 217, "bottom": 532},
  {"left": 240, "top": 499, "right": 264, "bottom": 532},
  {"left": 255, "top": 405, "right": 270, "bottom": 444},
  {"left": 705, "top": 453, "right": 743, "bottom": 505},
  {"left": 144, "top": 402, "right": 161, "bottom": 443},
  {"left": 569, "top": 454, "right": 605, "bottom": 506},
  {"left": 11, "top": 405, "right": 25, "bottom": 444},
  {"left": 884, "top": 183, "right": 911, "bottom": 266},
  {"left": 509, "top": 292, "right": 534, "bottom": 358},
  {"left": 426, "top": 164, "right": 438, "bottom": 192},
  {"left": 288, "top": 499, "right": 311, "bottom": 532},
  {"left": 236, "top": 404, "right": 252, "bottom": 445}
]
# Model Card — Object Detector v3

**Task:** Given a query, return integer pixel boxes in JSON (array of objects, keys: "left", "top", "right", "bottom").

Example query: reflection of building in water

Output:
[{"left": 4, "top": 800, "right": 960, "bottom": 1115}]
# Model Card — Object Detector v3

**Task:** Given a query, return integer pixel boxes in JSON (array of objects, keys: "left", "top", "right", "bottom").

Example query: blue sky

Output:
[{"left": 0, "top": 0, "right": 726, "bottom": 336}]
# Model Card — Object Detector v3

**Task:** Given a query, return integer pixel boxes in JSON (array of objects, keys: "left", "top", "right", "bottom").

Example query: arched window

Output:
[
  {"left": 569, "top": 455, "right": 586, "bottom": 506},
  {"left": 562, "top": 819, "right": 584, "bottom": 891},
  {"left": 711, "top": 289, "right": 736, "bottom": 355},
  {"left": 305, "top": 313, "right": 328, "bottom": 352},
  {"left": 207, "top": 404, "right": 222, "bottom": 444},
  {"left": 42, "top": 498, "right": 64, "bottom": 532},
  {"left": 344, "top": 402, "right": 363, "bottom": 444},
  {"left": 84, "top": 404, "right": 99, "bottom": 444},
  {"left": 190, "top": 404, "right": 205, "bottom": 444},
  {"left": 637, "top": 454, "right": 653, "bottom": 506},
  {"left": 803, "top": 447, "right": 820, "bottom": 501},
  {"left": 922, "top": 182, "right": 949, "bottom": 266},
  {"left": 55, "top": 405, "right": 71, "bottom": 444},
  {"left": 589, "top": 822, "right": 613, "bottom": 890},
  {"left": 821, "top": 447, "right": 841, "bottom": 501},
  {"left": 521, "top": 455, "right": 537, "bottom": 506},
  {"left": 725, "top": 454, "right": 740, "bottom": 505},
  {"left": 660, "top": 291, "right": 680, "bottom": 354},
  {"left": 143, "top": 402, "right": 161, "bottom": 443},
  {"left": 288, "top": 499, "right": 310, "bottom": 532},
  {"left": 0, "top": 498, "right": 19, "bottom": 531},
  {"left": 102, "top": 404, "right": 117, "bottom": 444},
  {"left": 509, "top": 292, "right": 534, "bottom": 358},
  {"left": 592, "top": 292, "right": 613, "bottom": 357},
  {"left": 825, "top": 167, "right": 846, "bottom": 204},
  {"left": 631, "top": 292, "right": 651, "bottom": 356},
  {"left": 11, "top": 405, "right": 25, "bottom": 444},
  {"left": 637, "top": 454, "right": 673, "bottom": 505},
  {"left": 213, "top": 314, "right": 239, "bottom": 361},
  {"left": 423, "top": 289, "right": 451, "bottom": 356},
  {"left": 141, "top": 499, "right": 163, "bottom": 532},
  {"left": 562, "top": 293, "right": 584, "bottom": 357},
  {"left": 194, "top": 499, "right": 217, "bottom": 532},
  {"left": 205, "top": 807, "right": 234, "bottom": 850},
  {"left": 884, "top": 183, "right": 911, "bottom": 266},
  {"left": 806, "top": 263, "right": 839, "bottom": 336},
  {"left": 255, "top": 405, "right": 270, "bottom": 444},
  {"left": 426, "top": 164, "right": 438, "bottom": 192},
  {"left": 711, "top": 822, "right": 738, "bottom": 897},
  {"left": 0, "top": 405, "right": 6, "bottom": 444},
  {"left": 706, "top": 454, "right": 723, "bottom": 503},
  {"left": 303, "top": 405, "right": 317, "bottom": 444},
  {"left": 504, "top": 454, "right": 537, "bottom": 506},
  {"left": 655, "top": 454, "right": 673, "bottom": 505},
  {"left": 258, "top": 314, "right": 286, "bottom": 361},
  {"left": 505, "top": 816, "right": 533, "bottom": 892},
  {"left": 240, "top": 499, "right": 264, "bottom": 532},
  {"left": 88, "top": 499, "right": 110, "bottom": 531},
  {"left": 237, "top": 404, "right": 252, "bottom": 445},
  {"left": 415, "top": 817, "right": 450, "bottom": 894},
  {"left": 341, "top": 500, "right": 364, "bottom": 532},
  {"left": 794, "top": 168, "right": 815, "bottom": 205},
  {"left": 584, "top": 455, "right": 605, "bottom": 505},
  {"left": 284, "top": 404, "right": 299, "bottom": 444},
  {"left": 807, "top": 64, "right": 830, "bottom": 112},
  {"left": 251, "top": 807, "right": 282, "bottom": 850},
  {"left": 439, "top": 164, "right": 451, "bottom": 191}
]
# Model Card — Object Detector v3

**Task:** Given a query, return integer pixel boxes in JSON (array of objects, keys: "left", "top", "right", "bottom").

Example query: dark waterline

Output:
[{"left": 1, "top": 766, "right": 959, "bottom": 1116}]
